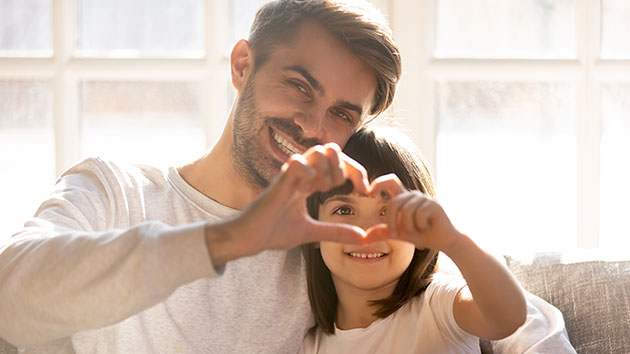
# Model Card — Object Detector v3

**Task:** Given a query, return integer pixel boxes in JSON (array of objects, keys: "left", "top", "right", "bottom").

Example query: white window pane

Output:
[
  {"left": 230, "top": 0, "right": 271, "bottom": 47},
  {"left": 435, "top": 0, "right": 576, "bottom": 59},
  {"left": 79, "top": 81, "right": 205, "bottom": 168},
  {"left": 76, "top": 0, "right": 204, "bottom": 58},
  {"left": 601, "top": 0, "right": 630, "bottom": 59},
  {"left": 0, "top": 81, "right": 54, "bottom": 238},
  {"left": 0, "top": 0, "right": 52, "bottom": 57},
  {"left": 436, "top": 81, "right": 576, "bottom": 253},
  {"left": 600, "top": 83, "right": 630, "bottom": 248}
]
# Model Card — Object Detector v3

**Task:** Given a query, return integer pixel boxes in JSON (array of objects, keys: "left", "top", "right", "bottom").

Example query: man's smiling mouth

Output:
[{"left": 272, "top": 130, "right": 305, "bottom": 156}]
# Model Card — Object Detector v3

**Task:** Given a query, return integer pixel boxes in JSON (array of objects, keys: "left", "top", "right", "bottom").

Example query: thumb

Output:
[
  {"left": 306, "top": 221, "right": 367, "bottom": 244},
  {"left": 364, "top": 224, "right": 391, "bottom": 243}
]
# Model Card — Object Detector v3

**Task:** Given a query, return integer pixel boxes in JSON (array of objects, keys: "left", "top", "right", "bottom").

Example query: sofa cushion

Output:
[
  {"left": 0, "top": 337, "right": 16, "bottom": 354},
  {"left": 505, "top": 252, "right": 630, "bottom": 354}
]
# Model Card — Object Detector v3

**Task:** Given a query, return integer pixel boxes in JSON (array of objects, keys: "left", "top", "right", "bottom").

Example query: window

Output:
[
  {"left": 392, "top": 0, "right": 630, "bottom": 252},
  {"left": 2, "top": 0, "right": 626, "bottom": 253},
  {"left": 0, "top": 0, "right": 225, "bottom": 237}
]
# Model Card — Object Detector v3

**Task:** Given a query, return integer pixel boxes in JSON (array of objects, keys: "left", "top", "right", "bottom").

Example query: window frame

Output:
[{"left": 391, "top": 0, "right": 630, "bottom": 248}]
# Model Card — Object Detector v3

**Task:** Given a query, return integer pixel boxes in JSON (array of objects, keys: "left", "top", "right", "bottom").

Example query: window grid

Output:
[
  {"left": 391, "top": 0, "right": 630, "bottom": 248},
  {"left": 0, "top": 0, "right": 231, "bottom": 176},
  {"left": 1, "top": 0, "right": 628, "bottom": 248}
]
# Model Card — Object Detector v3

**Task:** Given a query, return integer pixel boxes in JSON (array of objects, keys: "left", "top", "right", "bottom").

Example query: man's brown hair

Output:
[
  {"left": 303, "top": 127, "right": 439, "bottom": 334},
  {"left": 248, "top": 0, "right": 401, "bottom": 116}
]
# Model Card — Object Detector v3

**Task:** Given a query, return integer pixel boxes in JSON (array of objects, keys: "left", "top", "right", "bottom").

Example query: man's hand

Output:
[{"left": 204, "top": 143, "right": 381, "bottom": 267}]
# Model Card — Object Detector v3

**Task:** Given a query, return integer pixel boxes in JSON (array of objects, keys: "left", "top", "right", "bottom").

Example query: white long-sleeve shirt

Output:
[{"left": 0, "top": 157, "right": 312, "bottom": 353}]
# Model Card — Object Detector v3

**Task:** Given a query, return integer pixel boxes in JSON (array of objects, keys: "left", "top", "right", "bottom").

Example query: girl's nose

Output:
[{"left": 356, "top": 214, "right": 384, "bottom": 231}]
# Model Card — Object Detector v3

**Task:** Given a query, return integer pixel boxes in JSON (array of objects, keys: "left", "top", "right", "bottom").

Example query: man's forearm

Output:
[
  {"left": 203, "top": 219, "right": 251, "bottom": 269},
  {"left": 0, "top": 221, "right": 214, "bottom": 347}
]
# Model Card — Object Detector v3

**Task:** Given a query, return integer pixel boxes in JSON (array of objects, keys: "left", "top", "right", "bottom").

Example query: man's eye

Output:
[
  {"left": 331, "top": 109, "right": 352, "bottom": 124},
  {"left": 290, "top": 81, "right": 308, "bottom": 96},
  {"left": 332, "top": 206, "right": 353, "bottom": 216}
]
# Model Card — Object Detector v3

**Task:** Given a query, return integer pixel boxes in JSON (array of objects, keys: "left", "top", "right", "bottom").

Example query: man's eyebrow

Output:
[
  {"left": 336, "top": 101, "right": 363, "bottom": 117},
  {"left": 284, "top": 65, "right": 323, "bottom": 94}
]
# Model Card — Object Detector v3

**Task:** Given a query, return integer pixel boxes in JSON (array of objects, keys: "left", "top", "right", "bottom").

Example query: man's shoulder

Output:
[{"left": 58, "top": 157, "right": 166, "bottom": 186}]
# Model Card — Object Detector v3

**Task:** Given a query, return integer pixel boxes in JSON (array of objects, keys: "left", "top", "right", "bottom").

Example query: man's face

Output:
[{"left": 231, "top": 20, "right": 377, "bottom": 189}]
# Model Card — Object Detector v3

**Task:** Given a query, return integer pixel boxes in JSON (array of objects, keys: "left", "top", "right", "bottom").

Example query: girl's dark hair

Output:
[{"left": 303, "top": 127, "right": 439, "bottom": 334}]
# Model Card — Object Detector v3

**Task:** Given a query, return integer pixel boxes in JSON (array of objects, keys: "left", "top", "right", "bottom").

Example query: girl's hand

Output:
[{"left": 368, "top": 174, "right": 463, "bottom": 252}]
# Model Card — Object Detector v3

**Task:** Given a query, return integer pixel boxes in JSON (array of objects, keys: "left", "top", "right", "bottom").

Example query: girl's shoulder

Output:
[
  {"left": 425, "top": 272, "right": 468, "bottom": 300},
  {"left": 406, "top": 272, "right": 467, "bottom": 314}
]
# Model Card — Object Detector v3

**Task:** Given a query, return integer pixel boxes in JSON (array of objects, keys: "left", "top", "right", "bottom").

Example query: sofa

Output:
[
  {"left": 1, "top": 251, "right": 628, "bottom": 354},
  {"left": 497, "top": 250, "right": 630, "bottom": 353}
]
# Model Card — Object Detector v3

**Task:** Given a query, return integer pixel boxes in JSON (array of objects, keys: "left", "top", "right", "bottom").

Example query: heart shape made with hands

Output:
[{"left": 339, "top": 173, "right": 407, "bottom": 243}]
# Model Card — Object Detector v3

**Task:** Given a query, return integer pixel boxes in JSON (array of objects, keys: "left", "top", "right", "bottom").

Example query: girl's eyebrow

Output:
[{"left": 323, "top": 195, "right": 354, "bottom": 204}]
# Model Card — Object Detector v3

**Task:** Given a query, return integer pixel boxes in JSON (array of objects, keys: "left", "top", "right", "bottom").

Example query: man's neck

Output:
[
  {"left": 177, "top": 126, "right": 260, "bottom": 210},
  {"left": 333, "top": 279, "right": 397, "bottom": 330}
]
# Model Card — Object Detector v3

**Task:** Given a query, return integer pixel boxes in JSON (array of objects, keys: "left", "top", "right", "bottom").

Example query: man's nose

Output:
[{"left": 293, "top": 107, "right": 326, "bottom": 139}]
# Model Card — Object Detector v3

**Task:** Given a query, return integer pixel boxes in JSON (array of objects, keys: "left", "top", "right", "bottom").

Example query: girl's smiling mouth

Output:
[{"left": 344, "top": 248, "right": 389, "bottom": 263}]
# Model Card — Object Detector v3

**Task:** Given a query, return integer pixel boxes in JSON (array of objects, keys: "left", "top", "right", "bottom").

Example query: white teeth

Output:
[
  {"left": 348, "top": 252, "right": 385, "bottom": 259},
  {"left": 273, "top": 132, "right": 303, "bottom": 156}
]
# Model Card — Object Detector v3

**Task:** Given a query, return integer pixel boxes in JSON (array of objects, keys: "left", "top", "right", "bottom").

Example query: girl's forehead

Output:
[{"left": 323, "top": 190, "right": 386, "bottom": 203}]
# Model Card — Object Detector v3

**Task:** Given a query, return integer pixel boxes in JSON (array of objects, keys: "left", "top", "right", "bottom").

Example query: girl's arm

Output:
[
  {"left": 377, "top": 183, "right": 527, "bottom": 340},
  {"left": 442, "top": 234, "right": 527, "bottom": 340}
]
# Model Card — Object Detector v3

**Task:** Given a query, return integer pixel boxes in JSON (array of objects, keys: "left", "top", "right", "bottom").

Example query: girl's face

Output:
[{"left": 318, "top": 192, "right": 416, "bottom": 293}]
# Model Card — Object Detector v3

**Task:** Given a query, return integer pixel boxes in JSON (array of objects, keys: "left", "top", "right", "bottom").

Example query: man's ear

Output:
[{"left": 230, "top": 39, "right": 254, "bottom": 93}]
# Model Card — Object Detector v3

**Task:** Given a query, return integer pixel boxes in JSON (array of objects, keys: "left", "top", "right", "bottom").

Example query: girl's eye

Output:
[
  {"left": 332, "top": 206, "right": 353, "bottom": 216},
  {"left": 379, "top": 207, "right": 387, "bottom": 217}
]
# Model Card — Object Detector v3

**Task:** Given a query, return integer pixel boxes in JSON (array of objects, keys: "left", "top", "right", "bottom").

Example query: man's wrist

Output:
[{"left": 203, "top": 220, "right": 254, "bottom": 268}]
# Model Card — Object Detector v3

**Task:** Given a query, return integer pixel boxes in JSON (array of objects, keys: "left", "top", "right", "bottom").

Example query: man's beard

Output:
[{"left": 231, "top": 76, "right": 322, "bottom": 190}]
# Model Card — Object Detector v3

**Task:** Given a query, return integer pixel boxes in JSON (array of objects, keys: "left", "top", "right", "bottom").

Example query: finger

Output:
[
  {"left": 414, "top": 202, "right": 435, "bottom": 231},
  {"left": 323, "top": 143, "right": 346, "bottom": 187},
  {"left": 400, "top": 192, "right": 431, "bottom": 234},
  {"left": 307, "top": 221, "right": 367, "bottom": 244},
  {"left": 339, "top": 152, "right": 369, "bottom": 194},
  {"left": 396, "top": 193, "right": 424, "bottom": 235},
  {"left": 386, "top": 192, "right": 415, "bottom": 238},
  {"left": 304, "top": 145, "right": 332, "bottom": 192},
  {"left": 363, "top": 224, "right": 391, "bottom": 243},
  {"left": 368, "top": 174, "right": 406, "bottom": 200},
  {"left": 279, "top": 154, "right": 316, "bottom": 194}
]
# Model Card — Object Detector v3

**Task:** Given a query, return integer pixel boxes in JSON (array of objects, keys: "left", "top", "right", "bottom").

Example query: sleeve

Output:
[
  {"left": 489, "top": 291, "right": 577, "bottom": 354},
  {"left": 425, "top": 274, "right": 478, "bottom": 346},
  {"left": 0, "top": 159, "right": 217, "bottom": 348}
]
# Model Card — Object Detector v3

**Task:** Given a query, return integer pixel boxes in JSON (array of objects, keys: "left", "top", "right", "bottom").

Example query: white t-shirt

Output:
[{"left": 299, "top": 275, "right": 481, "bottom": 354}]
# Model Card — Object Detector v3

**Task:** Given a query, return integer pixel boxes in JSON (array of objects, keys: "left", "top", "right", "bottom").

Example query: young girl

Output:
[{"left": 299, "top": 127, "right": 527, "bottom": 353}]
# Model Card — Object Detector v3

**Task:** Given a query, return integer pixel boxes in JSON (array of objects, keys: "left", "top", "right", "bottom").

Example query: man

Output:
[
  {"left": 0, "top": 1, "right": 400, "bottom": 353},
  {"left": 0, "top": 1, "right": 574, "bottom": 353}
]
